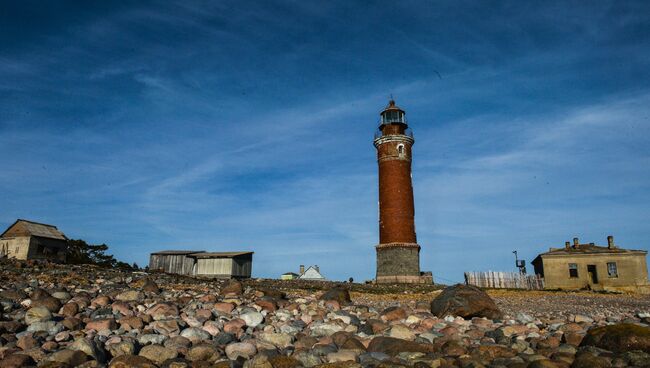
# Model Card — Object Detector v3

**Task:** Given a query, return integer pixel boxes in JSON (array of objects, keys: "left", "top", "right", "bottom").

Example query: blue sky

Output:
[{"left": 1, "top": 1, "right": 649, "bottom": 282}]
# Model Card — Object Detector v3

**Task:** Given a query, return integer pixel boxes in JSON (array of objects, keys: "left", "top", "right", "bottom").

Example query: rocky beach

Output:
[{"left": 2, "top": 259, "right": 650, "bottom": 368}]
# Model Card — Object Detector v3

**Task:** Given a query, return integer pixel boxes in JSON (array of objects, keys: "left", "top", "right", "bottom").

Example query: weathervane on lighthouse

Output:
[{"left": 374, "top": 99, "right": 432, "bottom": 284}]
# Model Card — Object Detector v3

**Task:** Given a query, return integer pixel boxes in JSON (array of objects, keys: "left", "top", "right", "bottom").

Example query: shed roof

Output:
[
  {"left": 191, "top": 251, "right": 253, "bottom": 259},
  {"left": 150, "top": 250, "right": 206, "bottom": 255},
  {"left": 1, "top": 219, "right": 67, "bottom": 240}
]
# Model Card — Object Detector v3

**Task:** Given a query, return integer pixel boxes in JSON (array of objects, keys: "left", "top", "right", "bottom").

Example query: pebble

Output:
[
  {"left": 225, "top": 341, "right": 257, "bottom": 360},
  {"left": 259, "top": 332, "right": 293, "bottom": 348},
  {"left": 138, "top": 344, "right": 178, "bottom": 365},
  {"left": 114, "top": 290, "right": 144, "bottom": 302},
  {"left": 24, "top": 306, "right": 52, "bottom": 324},
  {"left": 240, "top": 311, "right": 264, "bottom": 327},
  {"left": 2, "top": 258, "right": 650, "bottom": 368},
  {"left": 179, "top": 326, "right": 211, "bottom": 343}
]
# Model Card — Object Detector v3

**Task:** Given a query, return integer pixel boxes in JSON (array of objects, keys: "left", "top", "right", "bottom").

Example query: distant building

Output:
[
  {"left": 280, "top": 272, "right": 299, "bottom": 280},
  {"left": 298, "top": 265, "right": 326, "bottom": 280},
  {"left": 532, "top": 236, "right": 649, "bottom": 293},
  {"left": 149, "top": 250, "right": 253, "bottom": 279},
  {"left": 0, "top": 219, "right": 67, "bottom": 262}
]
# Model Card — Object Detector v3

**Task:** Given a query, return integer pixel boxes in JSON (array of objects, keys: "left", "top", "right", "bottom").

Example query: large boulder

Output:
[
  {"left": 430, "top": 284, "right": 502, "bottom": 320},
  {"left": 580, "top": 323, "right": 650, "bottom": 353},
  {"left": 319, "top": 288, "right": 351, "bottom": 305}
]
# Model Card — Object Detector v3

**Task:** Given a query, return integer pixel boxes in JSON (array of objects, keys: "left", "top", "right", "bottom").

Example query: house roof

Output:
[
  {"left": 1, "top": 219, "right": 67, "bottom": 240},
  {"left": 282, "top": 272, "right": 299, "bottom": 276},
  {"left": 150, "top": 250, "right": 206, "bottom": 255},
  {"left": 191, "top": 251, "right": 253, "bottom": 259},
  {"left": 299, "top": 266, "right": 325, "bottom": 280},
  {"left": 536, "top": 242, "right": 647, "bottom": 258}
]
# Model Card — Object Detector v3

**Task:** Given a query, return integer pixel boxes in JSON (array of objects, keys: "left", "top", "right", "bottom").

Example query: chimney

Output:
[
  {"left": 315, "top": 265, "right": 319, "bottom": 273},
  {"left": 608, "top": 235, "right": 615, "bottom": 249},
  {"left": 573, "top": 237, "right": 579, "bottom": 248},
  {"left": 299, "top": 265, "right": 305, "bottom": 275},
  {"left": 565, "top": 241, "right": 571, "bottom": 250}
]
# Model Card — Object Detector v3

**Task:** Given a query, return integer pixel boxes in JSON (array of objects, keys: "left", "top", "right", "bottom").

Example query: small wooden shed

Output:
[
  {"left": 149, "top": 250, "right": 205, "bottom": 275},
  {"left": 1, "top": 219, "right": 67, "bottom": 262},
  {"left": 193, "top": 251, "right": 253, "bottom": 279}
]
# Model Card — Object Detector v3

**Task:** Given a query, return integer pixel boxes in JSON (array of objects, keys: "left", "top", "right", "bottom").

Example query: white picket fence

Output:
[{"left": 464, "top": 271, "right": 544, "bottom": 290}]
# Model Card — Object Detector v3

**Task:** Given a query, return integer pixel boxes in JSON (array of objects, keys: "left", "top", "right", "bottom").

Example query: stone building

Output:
[
  {"left": 373, "top": 100, "right": 432, "bottom": 284},
  {"left": 0, "top": 219, "right": 67, "bottom": 262},
  {"left": 532, "top": 236, "right": 649, "bottom": 293}
]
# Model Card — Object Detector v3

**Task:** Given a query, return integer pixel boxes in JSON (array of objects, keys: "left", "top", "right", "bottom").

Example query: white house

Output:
[{"left": 299, "top": 265, "right": 326, "bottom": 280}]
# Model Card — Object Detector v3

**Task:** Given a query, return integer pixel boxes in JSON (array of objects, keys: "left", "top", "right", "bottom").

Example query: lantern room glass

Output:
[{"left": 381, "top": 110, "right": 405, "bottom": 124}]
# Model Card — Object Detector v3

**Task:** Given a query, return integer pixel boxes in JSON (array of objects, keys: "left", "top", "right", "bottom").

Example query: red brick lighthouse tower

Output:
[{"left": 374, "top": 100, "right": 431, "bottom": 284}]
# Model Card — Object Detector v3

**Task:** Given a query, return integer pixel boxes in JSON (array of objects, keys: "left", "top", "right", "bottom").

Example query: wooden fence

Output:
[{"left": 464, "top": 271, "right": 545, "bottom": 290}]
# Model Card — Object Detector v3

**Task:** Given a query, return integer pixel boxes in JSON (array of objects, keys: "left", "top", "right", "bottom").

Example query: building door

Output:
[{"left": 587, "top": 265, "right": 598, "bottom": 284}]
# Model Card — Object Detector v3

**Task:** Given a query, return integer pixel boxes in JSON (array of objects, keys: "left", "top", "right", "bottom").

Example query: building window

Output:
[
  {"left": 607, "top": 262, "right": 618, "bottom": 278},
  {"left": 568, "top": 263, "right": 578, "bottom": 278}
]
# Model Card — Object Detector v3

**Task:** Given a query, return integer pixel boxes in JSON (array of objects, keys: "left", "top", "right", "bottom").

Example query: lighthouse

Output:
[{"left": 374, "top": 100, "right": 432, "bottom": 284}]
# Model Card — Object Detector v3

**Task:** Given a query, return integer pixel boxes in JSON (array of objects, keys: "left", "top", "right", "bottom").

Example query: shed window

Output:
[
  {"left": 607, "top": 262, "right": 618, "bottom": 278},
  {"left": 568, "top": 263, "right": 578, "bottom": 278}
]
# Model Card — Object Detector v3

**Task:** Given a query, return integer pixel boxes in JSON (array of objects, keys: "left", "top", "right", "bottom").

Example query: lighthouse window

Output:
[
  {"left": 382, "top": 110, "right": 404, "bottom": 124},
  {"left": 397, "top": 144, "right": 405, "bottom": 155}
]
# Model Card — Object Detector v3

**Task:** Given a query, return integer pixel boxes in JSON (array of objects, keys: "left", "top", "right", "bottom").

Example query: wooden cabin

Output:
[
  {"left": 148, "top": 250, "right": 205, "bottom": 275},
  {"left": 0, "top": 219, "right": 67, "bottom": 262},
  {"left": 193, "top": 252, "right": 253, "bottom": 279},
  {"left": 148, "top": 250, "right": 253, "bottom": 279}
]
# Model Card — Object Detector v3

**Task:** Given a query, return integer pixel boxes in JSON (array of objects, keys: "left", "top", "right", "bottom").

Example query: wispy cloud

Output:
[{"left": 1, "top": 1, "right": 649, "bottom": 281}]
